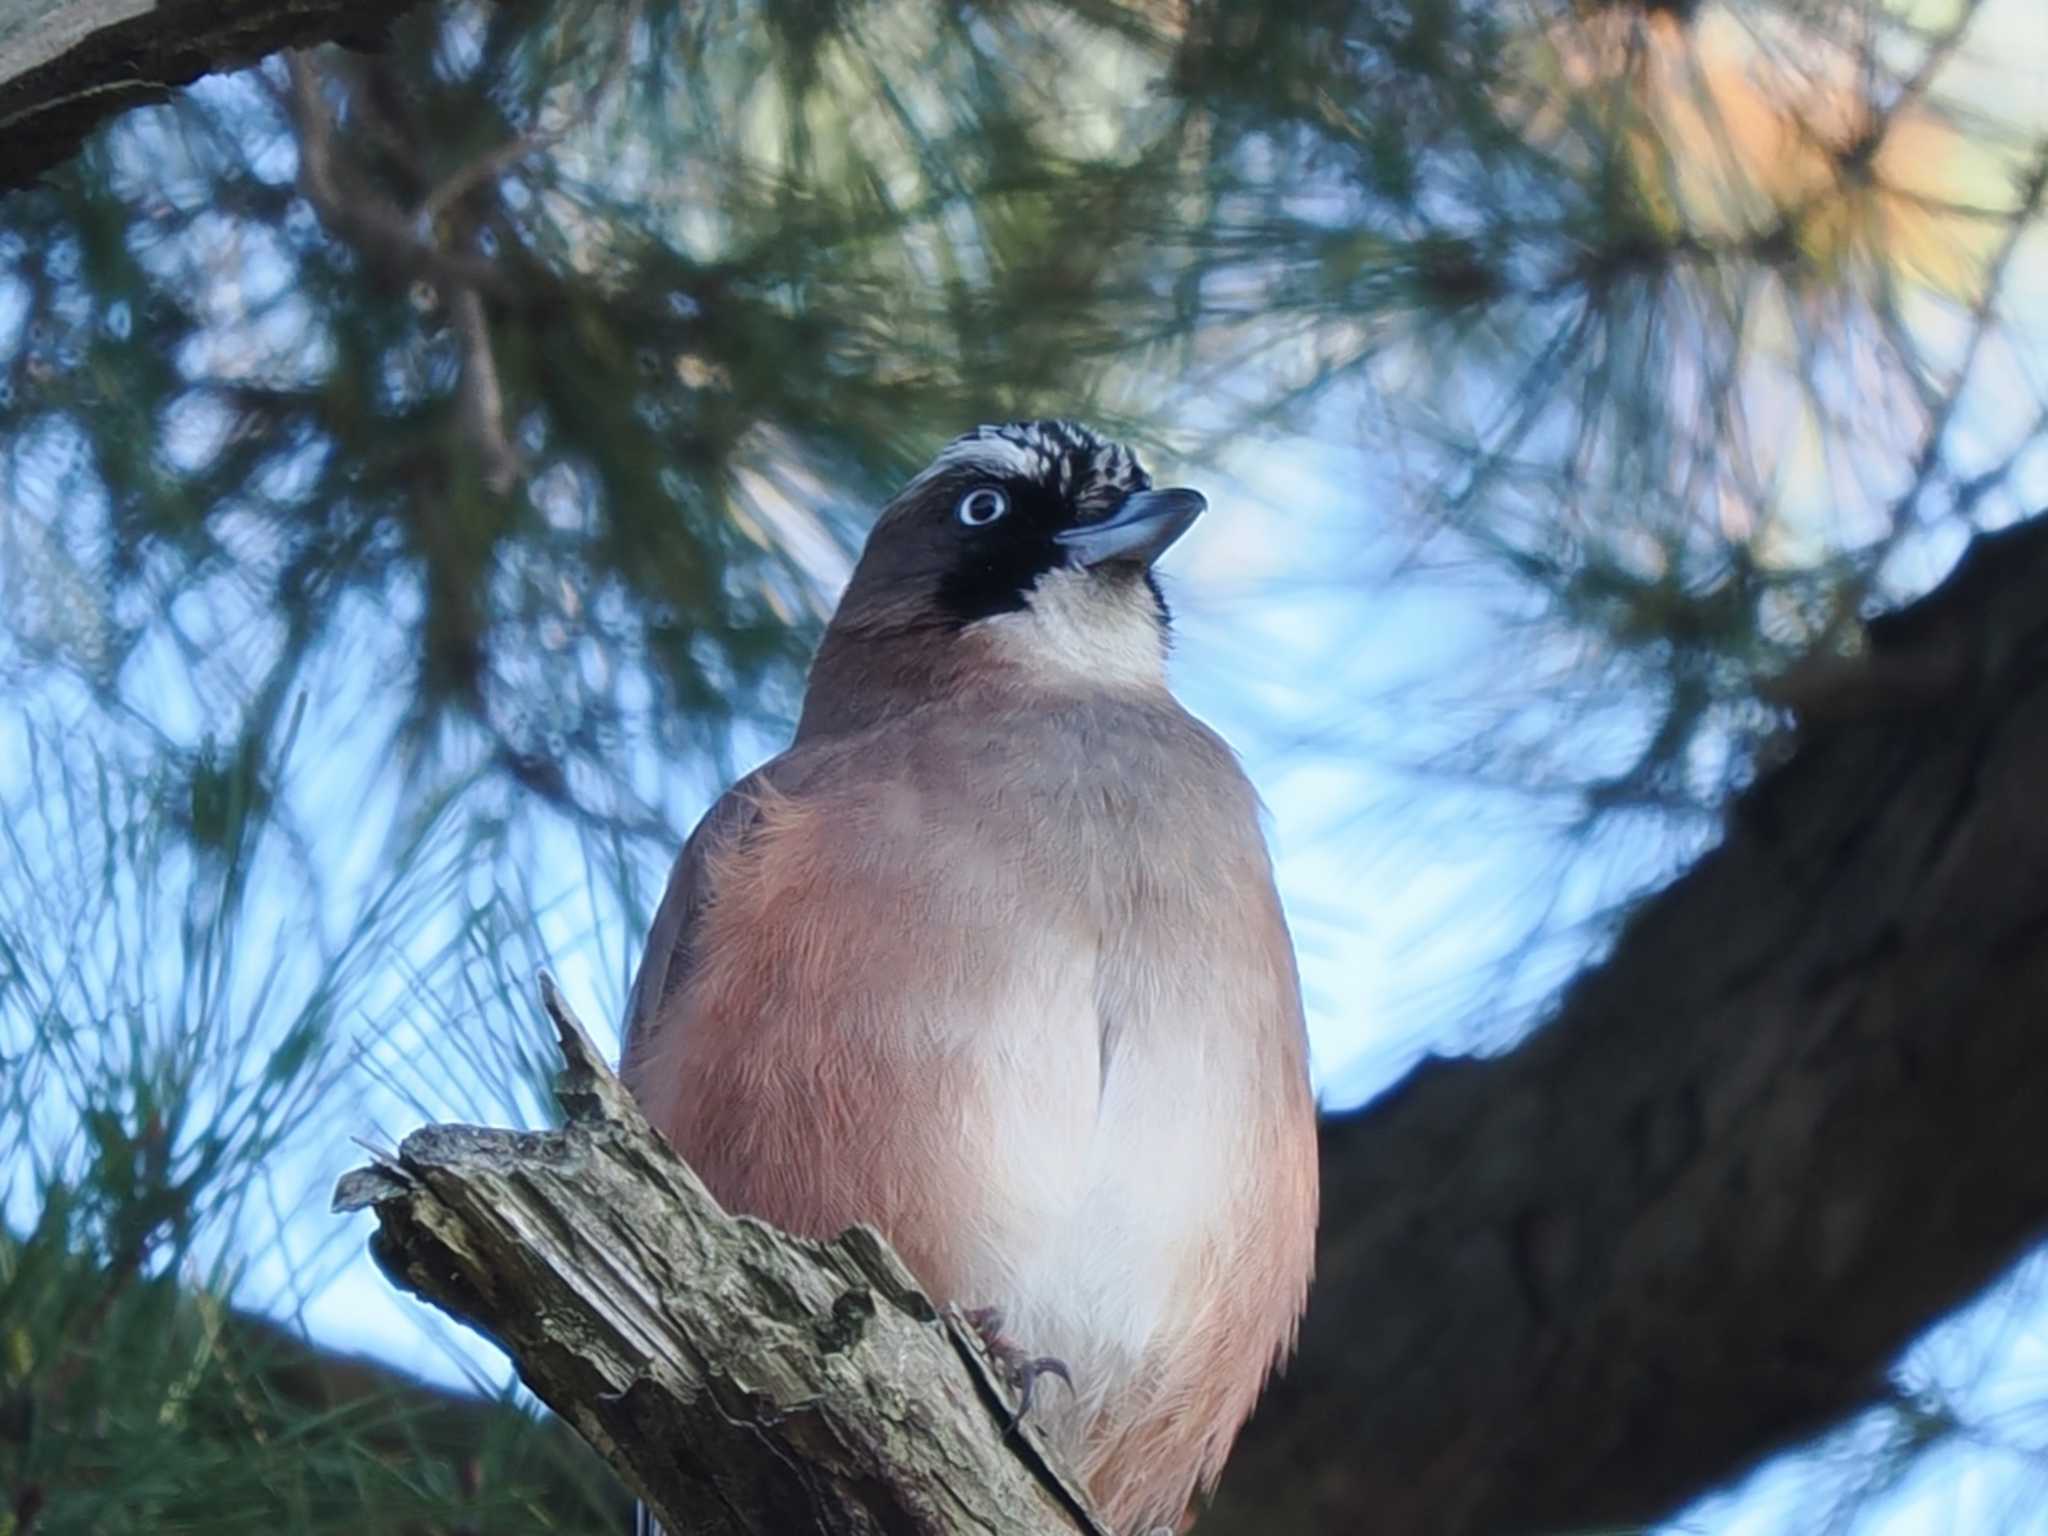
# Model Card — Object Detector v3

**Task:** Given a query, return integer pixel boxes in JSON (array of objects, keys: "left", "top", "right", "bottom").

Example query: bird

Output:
[{"left": 621, "top": 419, "right": 1318, "bottom": 1534}]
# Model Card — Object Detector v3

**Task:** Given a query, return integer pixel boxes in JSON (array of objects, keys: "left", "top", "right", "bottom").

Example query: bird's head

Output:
[{"left": 801, "top": 421, "right": 1204, "bottom": 736}]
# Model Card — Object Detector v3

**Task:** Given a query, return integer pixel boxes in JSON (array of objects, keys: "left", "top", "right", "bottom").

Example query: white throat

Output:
[{"left": 972, "top": 565, "right": 1169, "bottom": 693}]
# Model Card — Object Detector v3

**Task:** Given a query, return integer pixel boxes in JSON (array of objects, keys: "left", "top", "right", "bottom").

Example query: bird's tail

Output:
[{"left": 633, "top": 1501, "right": 665, "bottom": 1536}]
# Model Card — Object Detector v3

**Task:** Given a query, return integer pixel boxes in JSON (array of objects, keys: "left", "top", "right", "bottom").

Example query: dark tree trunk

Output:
[{"left": 1202, "top": 516, "right": 2048, "bottom": 1534}]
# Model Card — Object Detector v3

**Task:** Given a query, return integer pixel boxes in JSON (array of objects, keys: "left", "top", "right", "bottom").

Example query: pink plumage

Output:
[{"left": 624, "top": 422, "right": 1317, "bottom": 1533}]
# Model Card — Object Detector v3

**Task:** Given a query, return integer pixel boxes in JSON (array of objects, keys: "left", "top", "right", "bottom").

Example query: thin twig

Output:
[
  {"left": 450, "top": 286, "right": 520, "bottom": 495},
  {"left": 284, "top": 53, "right": 517, "bottom": 300},
  {"left": 414, "top": 0, "right": 644, "bottom": 231}
]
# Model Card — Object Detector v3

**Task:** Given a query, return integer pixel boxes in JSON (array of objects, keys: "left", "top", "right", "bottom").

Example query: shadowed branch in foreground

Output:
[{"left": 0, "top": 0, "right": 423, "bottom": 188}]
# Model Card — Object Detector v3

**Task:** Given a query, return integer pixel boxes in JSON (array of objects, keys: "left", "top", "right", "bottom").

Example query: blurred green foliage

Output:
[
  {"left": 5, "top": 0, "right": 2038, "bottom": 826},
  {"left": 0, "top": 710, "right": 621, "bottom": 1531}
]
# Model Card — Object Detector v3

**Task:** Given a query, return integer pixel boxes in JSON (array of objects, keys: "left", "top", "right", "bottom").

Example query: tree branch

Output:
[
  {"left": 1204, "top": 512, "right": 2048, "bottom": 1534},
  {"left": 285, "top": 47, "right": 528, "bottom": 489},
  {"left": 282, "top": 51, "right": 517, "bottom": 300},
  {"left": 335, "top": 974, "right": 1110, "bottom": 1536},
  {"left": 0, "top": 0, "right": 421, "bottom": 189},
  {"left": 412, "top": 0, "right": 641, "bottom": 232}
]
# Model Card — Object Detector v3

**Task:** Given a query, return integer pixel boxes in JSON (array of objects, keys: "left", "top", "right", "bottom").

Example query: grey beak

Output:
[{"left": 1054, "top": 487, "right": 1207, "bottom": 569}]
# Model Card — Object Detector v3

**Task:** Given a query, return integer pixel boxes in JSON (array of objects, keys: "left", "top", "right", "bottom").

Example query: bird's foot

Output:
[{"left": 958, "top": 1304, "right": 1073, "bottom": 1427}]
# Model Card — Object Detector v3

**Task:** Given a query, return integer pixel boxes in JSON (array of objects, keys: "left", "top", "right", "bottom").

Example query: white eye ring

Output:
[{"left": 955, "top": 486, "right": 1008, "bottom": 527}]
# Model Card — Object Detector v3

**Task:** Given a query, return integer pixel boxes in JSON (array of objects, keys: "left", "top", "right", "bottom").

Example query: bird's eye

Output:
[{"left": 955, "top": 486, "right": 1009, "bottom": 528}]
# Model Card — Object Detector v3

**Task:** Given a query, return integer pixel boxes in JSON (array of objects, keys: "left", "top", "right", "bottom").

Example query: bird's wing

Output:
[
  {"left": 618, "top": 763, "right": 795, "bottom": 1536},
  {"left": 621, "top": 750, "right": 811, "bottom": 1075}
]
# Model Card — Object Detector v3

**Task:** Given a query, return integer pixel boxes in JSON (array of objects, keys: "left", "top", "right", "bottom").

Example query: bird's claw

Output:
[
  {"left": 958, "top": 1305, "right": 1074, "bottom": 1428},
  {"left": 1004, "top": 1352, "right": 1073, "bottom": 1425}
]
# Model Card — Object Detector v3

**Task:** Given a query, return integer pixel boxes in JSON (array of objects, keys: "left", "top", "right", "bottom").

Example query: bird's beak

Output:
[{"left": 1055, "top": 487, "right": 1207, "bottom": 569}]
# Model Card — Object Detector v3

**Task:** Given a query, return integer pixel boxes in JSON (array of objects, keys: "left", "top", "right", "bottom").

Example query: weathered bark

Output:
[
  {"left": 335, "top": 975, "right": 1108, "bottom": 1536},
  {"left": 0, "top": 0, "right": 418, "bottom": 189},
  {"left": 1201, "top": 514, "right": 2048, "bottom": 1534}
]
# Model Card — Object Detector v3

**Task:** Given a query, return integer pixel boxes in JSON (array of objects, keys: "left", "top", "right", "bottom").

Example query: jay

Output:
[{"left": 624, "top": 421, "right": 1317, "bottom": 1533}]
